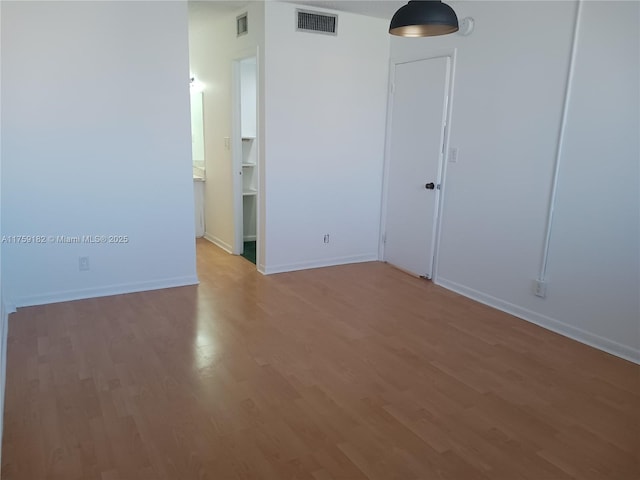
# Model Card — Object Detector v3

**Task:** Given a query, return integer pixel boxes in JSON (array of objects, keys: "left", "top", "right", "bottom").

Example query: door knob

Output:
[{"left": 425, "top": 182, "right": 435, "bottom": 190}]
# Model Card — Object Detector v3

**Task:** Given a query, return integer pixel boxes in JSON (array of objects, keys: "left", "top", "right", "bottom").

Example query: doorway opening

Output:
[
  {"left": 233, "top": 56, "right": 259, "bottom": 265},
  {"left": 187, "top": 3, "right": 263, "bottom": 273}
]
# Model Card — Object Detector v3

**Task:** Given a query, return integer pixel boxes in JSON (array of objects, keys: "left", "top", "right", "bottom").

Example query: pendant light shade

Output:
[{"left": 389, "top": 0, "right": 459, "bottom": 37}]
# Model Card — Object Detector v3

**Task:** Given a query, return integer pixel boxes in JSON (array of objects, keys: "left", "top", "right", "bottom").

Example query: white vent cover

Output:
[{"left": 296, "top": 9, "right": 337, "bottom": 35}]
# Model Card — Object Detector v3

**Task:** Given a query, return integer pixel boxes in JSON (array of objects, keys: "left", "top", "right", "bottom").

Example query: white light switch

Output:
[{"left": 224, "top": 137, "right": 230, "bottom": 150}]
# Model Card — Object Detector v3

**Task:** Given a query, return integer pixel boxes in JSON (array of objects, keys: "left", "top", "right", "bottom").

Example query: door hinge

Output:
[{"left": 382, "top": 233, "right": 386, "bottom": 244}]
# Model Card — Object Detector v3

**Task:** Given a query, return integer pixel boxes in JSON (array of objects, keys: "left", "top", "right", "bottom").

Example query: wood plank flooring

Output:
[{"left": 2, "top": 239, "right": 639, "bottom": 479}]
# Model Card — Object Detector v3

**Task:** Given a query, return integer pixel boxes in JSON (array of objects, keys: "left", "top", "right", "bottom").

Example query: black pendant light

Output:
[{"left": 389, "top": 0, "right": 459, "bottom": 37}]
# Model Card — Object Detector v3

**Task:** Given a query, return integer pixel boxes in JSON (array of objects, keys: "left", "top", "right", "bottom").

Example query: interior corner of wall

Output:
[{"left": 0, "top": 291, "right": 16, "bottom": 315}]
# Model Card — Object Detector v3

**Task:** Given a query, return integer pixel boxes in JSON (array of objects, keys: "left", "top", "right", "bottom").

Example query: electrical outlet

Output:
[
  {"left": 79, "top": 256, "right": 90, "bottom": 271},
  {"left": 533, "top": 279, "right": 547, "bottom": 298},
  {"left": 323, "top": 234, "right": 330, "bottom": 244}
]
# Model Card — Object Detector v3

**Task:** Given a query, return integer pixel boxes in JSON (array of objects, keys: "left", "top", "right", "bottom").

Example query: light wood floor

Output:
[{"left": 2, "top": 240, "right": 639, "bottom": 479}]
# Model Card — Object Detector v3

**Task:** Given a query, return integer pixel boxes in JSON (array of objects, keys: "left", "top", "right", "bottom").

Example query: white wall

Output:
[
  {"left": 0, "top": 2, "right": 6, "bottom": 462},
  {"left": 188, "top": 1, "right": 264, "bottom": 254},
  {"left": 263, "top": 1, "right": 390, "bottom": 273},
  {"left": 390, "top": 1, "right": 639, "bottom": 362},
  {"left": 539, "top": 0, "right": 639, "bottom": 360},
  {"left": 1, "top": 1, "right": 198, "bottom": 306}
]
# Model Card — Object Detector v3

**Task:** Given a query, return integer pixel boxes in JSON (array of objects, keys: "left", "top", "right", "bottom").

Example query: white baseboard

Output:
[
  {"left": 203, "top": 233, "right": 233, "bottom": 254},
  {"left": 436, "top": 277, "right": 640, "bottom": 365},
  {"left": 13, "top": 275, "right": 199, "bottom": 309},
  {"left": 263, "top": 254, "right": 378, "bottom": 275}
]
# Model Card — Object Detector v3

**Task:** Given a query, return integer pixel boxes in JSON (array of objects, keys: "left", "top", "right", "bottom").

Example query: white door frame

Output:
[
  {"left": 379, "top": 50, "right": 457, "bottom": 282},
  {"left": 231, "top": 49, "right": 261, "bottom": 268}
]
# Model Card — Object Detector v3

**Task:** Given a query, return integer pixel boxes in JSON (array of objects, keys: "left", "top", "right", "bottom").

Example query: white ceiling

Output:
[{"left": 189, "top": 1, "right": 404, "bottom": 20}]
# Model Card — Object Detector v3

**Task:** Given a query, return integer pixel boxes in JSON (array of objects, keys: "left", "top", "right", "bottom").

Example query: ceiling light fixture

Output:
[{"left": 389, "top": 0, "right": 459, "bottom": 37}]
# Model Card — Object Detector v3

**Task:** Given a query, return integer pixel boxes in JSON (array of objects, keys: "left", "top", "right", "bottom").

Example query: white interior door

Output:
[{"left": 383, "top": 56, "right": 449, "bottom": 278}]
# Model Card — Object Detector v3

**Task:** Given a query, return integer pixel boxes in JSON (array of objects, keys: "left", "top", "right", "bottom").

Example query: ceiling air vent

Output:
[{"left": 296, "top": 9, "right": 338, "bottom": 35}]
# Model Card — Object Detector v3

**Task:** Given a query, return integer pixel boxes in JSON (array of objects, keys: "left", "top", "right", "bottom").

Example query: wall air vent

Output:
[
  {"left": 296, "top": 9, "right": 338, "bottom": 35},
  {"left": 237, "top": 12, "right": 248, "bottom": 36}
]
